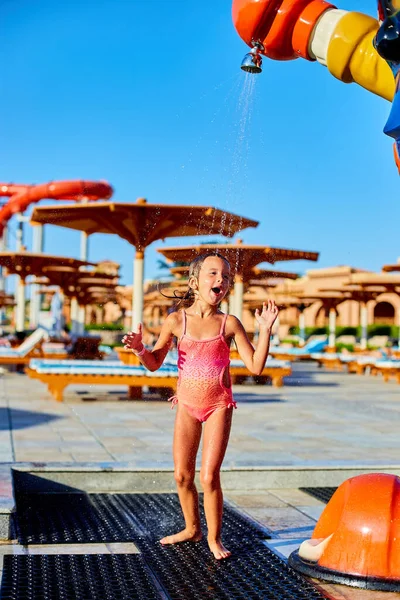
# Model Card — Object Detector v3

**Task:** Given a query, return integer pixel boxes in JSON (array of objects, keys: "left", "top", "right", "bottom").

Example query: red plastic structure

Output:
[{"left": 0, "top": 180, "right": 113, "bottom": 236}]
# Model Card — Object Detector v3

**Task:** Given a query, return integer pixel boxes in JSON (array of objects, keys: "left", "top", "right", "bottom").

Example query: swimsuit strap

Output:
[
  {"left": 181, "top": 310, "right": 227, "bottom": 339},
  {"left": 220, "top": 313, "right": 228, "bottom": 336},
  {"left": 181, "top": 309, "right": 187, "bottom": 338}
]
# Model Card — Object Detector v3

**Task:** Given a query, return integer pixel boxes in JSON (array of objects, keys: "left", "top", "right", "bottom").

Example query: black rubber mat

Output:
[
  {"left": 12, "top": 493, "right": 331, "bottom": 599},
  {"left": 137, "top": 537, "right": 329, "bottom": 599},
  {"left": 15, "top": 492, "right": 269, "bottom": 545},
  {"left": 15, "top": 493, "right": 130, "bottom": 544},
  {"left": 112, "top": 493, "right": 270, "bottom": 543},
  {"left": 0, "top": 554, "right": 161, "bottom": 600},
  {"left": 0, "top": 549, "right": 330, "bottom": 600},
  {"left": 299, "top": 487, "right": 337, "bottom": 504},
  {"left": 121, "top": 496, "right": 329, "bottom": 599}
]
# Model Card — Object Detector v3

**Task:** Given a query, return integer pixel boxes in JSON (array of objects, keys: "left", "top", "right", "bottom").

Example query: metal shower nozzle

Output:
[{"left": 240, "top": 40, "right": 264, "bottom": 74}]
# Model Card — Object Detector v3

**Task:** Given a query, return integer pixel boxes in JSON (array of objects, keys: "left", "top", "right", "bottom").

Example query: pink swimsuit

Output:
[{"left": 169, "top": 311, "right": 237, "bottom": 422}]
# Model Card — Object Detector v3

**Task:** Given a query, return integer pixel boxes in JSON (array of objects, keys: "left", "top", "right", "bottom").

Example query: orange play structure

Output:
[
  {"left": 232, "top": 0, "right": 394, "bottom": 100},
  {"left": 232, "top": 0, "right": 336, "bottom": 61},
  {"left": 289, "top": 473, "right": 400, "bottom": 591},
  {"left": 0, "top": 180, "right": 113, "bottom": 236}
]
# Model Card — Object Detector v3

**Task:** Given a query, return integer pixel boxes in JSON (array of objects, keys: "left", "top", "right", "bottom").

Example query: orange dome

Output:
[{"left": 289, "top": 473, "right": 400, "bottom": 591}]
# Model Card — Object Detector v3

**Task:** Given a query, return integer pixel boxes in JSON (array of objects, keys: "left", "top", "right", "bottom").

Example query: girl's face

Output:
[{"left": 193, "top": 256, "right": 231, "bottom": 305}]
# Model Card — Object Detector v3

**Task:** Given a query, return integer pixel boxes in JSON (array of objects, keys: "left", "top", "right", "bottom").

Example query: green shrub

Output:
[
  {"left": 288, "top": 326, "right": 328, "bottom": 336},
  {"left": 336, "top": 343, "right": 354, "bottom": 352},
  {"left": 336, "top": 327, "right": 358, "bottom": 337},
  {"left": 308, "top": 327, "right": 328, "bottom": 336},
  {"left": 367, "top": 325, "right": 391, "bottom": 336},
  {"left": 280, "top": 338, "right": 300, "bottom": 347},
  {"left": 288, "top": 324, "right": 399, "bottom": 340},
  {"left": 85, "top": 323, "right": 124, "bottom": 331}
]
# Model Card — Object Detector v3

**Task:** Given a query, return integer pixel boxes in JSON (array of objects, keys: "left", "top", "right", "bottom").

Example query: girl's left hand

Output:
[{"left": 255, "top": 300, "right": 279, "bottom": 330}]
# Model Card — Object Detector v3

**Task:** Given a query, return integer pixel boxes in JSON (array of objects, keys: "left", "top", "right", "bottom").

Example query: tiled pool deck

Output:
[
  {"left": 0, "top": 362, "right": 399, "bottom": 599},
  {"left": 2, "top": 363, "right": 399, "bottom": 467}
]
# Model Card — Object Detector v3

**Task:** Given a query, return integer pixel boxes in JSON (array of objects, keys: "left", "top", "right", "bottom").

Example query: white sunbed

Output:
[{"left": 0, "top": 328, "right": 48, "bottom": 364}]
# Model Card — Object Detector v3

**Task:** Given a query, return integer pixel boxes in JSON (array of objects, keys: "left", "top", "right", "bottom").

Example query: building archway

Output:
[
  {"left": 315, "top": 304, "right": 339, "bottom": 327},
  {"left": 314, "top": 305, "right": 327, "bottom": 327},
  {"left": 374, "top": 301, "right": 395, "bottom": 324}
]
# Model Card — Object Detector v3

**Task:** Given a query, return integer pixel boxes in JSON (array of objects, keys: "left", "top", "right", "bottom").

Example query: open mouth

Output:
[{"left": 211, "top": 287, "right": 221, "bottom": 295}]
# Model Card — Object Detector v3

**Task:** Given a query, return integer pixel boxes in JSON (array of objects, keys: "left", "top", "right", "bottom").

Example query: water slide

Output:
[{"left": 0, "top": 180, "right": 113, "bottom": 237}]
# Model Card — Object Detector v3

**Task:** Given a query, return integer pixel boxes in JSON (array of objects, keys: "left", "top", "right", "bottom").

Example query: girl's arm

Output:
[
  {"left": 229, "top": 300, "right": 279, "bottom": 375},
  {"left": 122, "top": 313, "right": 178, "bottom": 371}
]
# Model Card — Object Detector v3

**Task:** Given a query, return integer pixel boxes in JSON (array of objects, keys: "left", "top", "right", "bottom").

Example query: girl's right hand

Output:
[{"left": 122, "top": 323, "right": 143, "bottom": 352}]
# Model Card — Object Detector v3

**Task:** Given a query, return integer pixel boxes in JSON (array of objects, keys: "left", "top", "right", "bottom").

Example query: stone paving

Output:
[
  {"left": 1, "top": 362, "right": 400, "bottom": 599},
  {"left": 1, "top": 362, "right": 399, "bottom": 467}
]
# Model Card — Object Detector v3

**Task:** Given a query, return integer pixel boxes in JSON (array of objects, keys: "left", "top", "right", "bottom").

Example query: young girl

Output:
[{"left": 122, "top": 253, "right": 279, "bottom": 560}]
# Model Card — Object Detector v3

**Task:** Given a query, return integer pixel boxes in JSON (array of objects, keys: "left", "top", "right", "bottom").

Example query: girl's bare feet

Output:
[
  {"left": 208, "top": 538, "right": 231, "bottom": 560},
  {"left": 160, "top": 528, "right": 202, "bottom": 545}
]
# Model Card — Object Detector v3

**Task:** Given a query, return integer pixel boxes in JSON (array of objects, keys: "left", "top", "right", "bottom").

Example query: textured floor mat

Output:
[
  {"left": 12, "top": 492, "right": 331, "bottom": 599},
  {"left": 299, "top": 487, "right": 337, "bottom": 504},
  {"left": 0, "top": 554, "right": 161, "bottom": 600},
  {"left": 136, "top": 536, "right": 329, "bottom": 599},
  {"left": 15, "top": 492, "right": 269, "bottom": 545}
]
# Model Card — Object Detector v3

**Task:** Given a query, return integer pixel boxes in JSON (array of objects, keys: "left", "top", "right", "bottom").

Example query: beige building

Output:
[
  {"left": 97, "top": 265, "right": 400, "bottom": 340},
  {"left": 266, "top": 266, "right": 400, "bottom": 336}
]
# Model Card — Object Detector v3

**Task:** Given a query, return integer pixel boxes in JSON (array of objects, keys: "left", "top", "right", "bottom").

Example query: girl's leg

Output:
[
  {"left": 160, "top": 403, "right": 203, "bottom": 545},
  {"left": 200, "top": 407, "right": 233, "bottom": 560}
]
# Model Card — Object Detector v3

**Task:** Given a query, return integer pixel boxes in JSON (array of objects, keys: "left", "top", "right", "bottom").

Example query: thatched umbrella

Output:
[
  {"left": 30, "top": 198, "right": 258, "bottom": 328},
  {"left": 347, "top": 272, "right": 400, "bottom": 347},
  {"left": 41, "top": 268, "right": 118, "bottom": 333},
  {"left": 158, "top": 239, "right": 318, "bottom": 319},
  {"left": 382, "top": 261, "right": 400, "bottom": 273},
  {"left": 0, "top": 251, "right": 94, "bottom": 332},
  {"left": 298, "top": 291, "right": 348, "bottom": 348},
  {"left": 321, "top": 285, "right": 387, "bottom": 350}
]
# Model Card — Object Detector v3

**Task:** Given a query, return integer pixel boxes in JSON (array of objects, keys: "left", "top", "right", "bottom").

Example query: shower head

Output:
[{"left": 240, "top": 40, "right": 264, "bottom": 73}]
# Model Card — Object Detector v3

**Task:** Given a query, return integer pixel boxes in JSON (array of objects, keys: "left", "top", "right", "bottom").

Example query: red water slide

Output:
[{"left": 0, "top": 180, "right": 113, "bottom": 236}]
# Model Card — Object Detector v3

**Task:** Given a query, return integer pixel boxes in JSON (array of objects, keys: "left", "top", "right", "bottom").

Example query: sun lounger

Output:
[
  {"left": 310, "top": 352, "right": 344, "bottom": 370},
  {"left": 26, "top": 359, "right": 178, "bottom": 402},
  {"left": 309, "top": 352, "right": 370, "bottom": 373},
  {"left": 0, "top": 328, "right": 48, "bottom": 365},
  {"left": 371, "top": 360, "right": 400, "bottom": 383},
  {"left": 337, "top": 350, "right": 389, "bottom": 375},
  {"left": 230, "top": 358, "right": 291, "bottom": 387},
  {"left": 391, "top": 347, "right": 400, "bottom": 359},
  {"left": 349, "top": 356, "right": 379, "bottom": 375},
  {"left": 270, "top": 337, "right": 328, "bottom": 361},
  {"left": 27, "top": 353, "right": 293, "bottom": 401},
  {"left": 41, "top": 342, "right": 68, "bottom": 359}
]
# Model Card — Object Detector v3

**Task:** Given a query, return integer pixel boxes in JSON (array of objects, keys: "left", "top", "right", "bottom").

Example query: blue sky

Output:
[{"left": 1, "top": 0, "right": 399, "bottom": 288}]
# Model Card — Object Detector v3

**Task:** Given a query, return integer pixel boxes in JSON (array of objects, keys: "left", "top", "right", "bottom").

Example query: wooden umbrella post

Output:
[{"left": 15, "top": 277, "right": 26, "bottom": 333}]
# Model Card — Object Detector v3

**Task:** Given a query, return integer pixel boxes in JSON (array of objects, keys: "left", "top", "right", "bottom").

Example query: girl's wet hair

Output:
[{"left": 160, "top": 252, "right": 231, "bottom": 309}]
